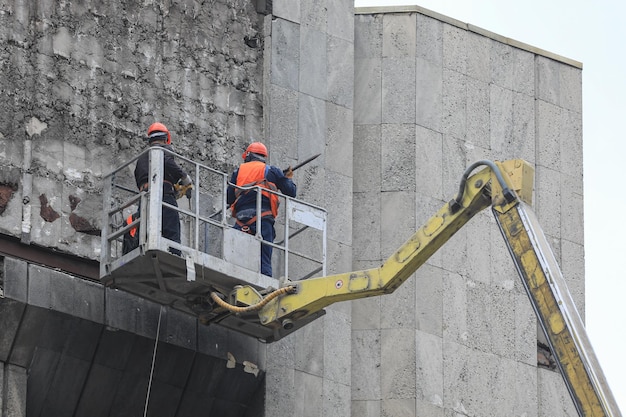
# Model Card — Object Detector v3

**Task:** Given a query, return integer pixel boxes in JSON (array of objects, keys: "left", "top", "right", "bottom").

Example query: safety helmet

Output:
[
  {"left": 147, "top": 122, "right": 171, "bottom": 145},
  {"left": 242, "top": 141, "right": 268, "bottom": 160}
]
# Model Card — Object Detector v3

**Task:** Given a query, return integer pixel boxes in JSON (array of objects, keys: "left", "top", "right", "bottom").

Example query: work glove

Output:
[
  {"left": 284, "top": 166, "right": 293, "bottom": 179},
  {"left": 175, "top": 175, "right": 194, "bottom": 199}
]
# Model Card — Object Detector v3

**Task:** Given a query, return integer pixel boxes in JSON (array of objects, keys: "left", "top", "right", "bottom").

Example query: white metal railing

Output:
[{"left": 100, "top": 147, "right": 327, "bottom": 286}]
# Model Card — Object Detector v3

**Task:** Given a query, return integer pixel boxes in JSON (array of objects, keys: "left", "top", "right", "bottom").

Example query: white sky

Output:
[{"left": 354, "top": 0, "right": 626, "bottom": 412}]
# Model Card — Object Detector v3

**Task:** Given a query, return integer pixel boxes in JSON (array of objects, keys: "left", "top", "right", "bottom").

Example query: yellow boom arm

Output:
[{"left": 227, "top": 159, "right": 620, "bottom": 417}]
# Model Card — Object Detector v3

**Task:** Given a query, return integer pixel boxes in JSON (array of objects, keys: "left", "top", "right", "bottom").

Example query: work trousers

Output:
[
  {"left": 162, "top": 192, "right": 181, "bottom": 256},
  {"left": 234, "top": 216, "right": 275, "bottom": 277}
]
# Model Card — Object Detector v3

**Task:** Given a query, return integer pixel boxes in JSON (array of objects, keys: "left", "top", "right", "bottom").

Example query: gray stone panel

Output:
[
  {"left": 352, "top": 400, "right": 381, "bottom": 417},
  {"left": 538, "top": 368, "right": 578, "bottom": 416},
  {"left": 381, "top": 328, "right": 416, "bottom": 399},
  {"left": 443, "top": 25, "right": 467, "bottom": 74},
  {"left": 443, "top": 341, "right": 524, "bottom": 416},
  {"left": 271, "top": 19, "right": 300, "bottom": 91},
  {"left": 560, "top": 108, "right": 583, "bottom": 178},
  {"left": 325, "top": 174, "right": 353, "bottom": 245},
  {"left": 466, "top": 32, "right": 491, "bottom": 83},
  {"left": 560, "top": 173, "right": 585, "bottom": 245},
  {"left": 273, "top": 0, "right": 301, "bottom": 23},
  {"left": 353, "top": 124, "right": 382, "bottom": 193},
  {"left": 382, "top": 124, "right": 416, "bottom": 192},
  {"left": 353, "top": 192, "right": 381, "bottom": 262},
  {"left": 415, "top": 126, "right": 443, "bottom": 198},
  {"left": 465, "top": 211, "right": 492, "bottom": 285},
  {"left": 491, "top": 41, "right": 535, "bottom": 95},
  {"left": 327, "top": 0, "right": 354, "bottom": 43},
  {"left": 301, "top": 0, "right": 327, "bottom": 32},
  {"left": 415, "top": 264, "right": 443, "bottom": 336},
  {"left": 382, "top": 14, "right": 416, "bottom": 58},
  {"left": 536, "top": 99, "right": 562, "bottom": 170},
  {"left": 300, "top": 27, "right": 327, "bottom": 100},
  {"left": 466, "top": 77, "right": 490, "bottom": 150},
  {"left": 559, "top": 64, "right": 583, "bottom": 112},
  {"left": 416, "top": 57, "right": 443, "bottom": 132},
  {"left": 382, "top": 57, "right": 416, "bottom": 124},
  {"left": 381, "top": 191, "right": 415, "bottom": 253},
  {"left": 561, "top": 240, "right": 585, "bottom": 316},
  {"left": 442, "top": 69, "right": 466, "bottom": 140},
  {"left": 299, "top": 94, "right": 326, "bottom": 158},
  {"left": 323, "top": 309, "right": 351, "bottom": 386},
  {"left": 351, "top": 329, "right": 381, "bottom": 400},
  {"left": 514, "top": 290, "right": 538, "bottom": 366},
  {"left": 327, "top": 102, "right": 353, "bottom": 178},
  {"left": 382, "top": 398, "right": 415, "bottom": 416},
  {"left": 294, "top": 371, "right": 323, "bottom": 416},
  {"left": 328, "top": 35, "right": 354, "bottom": 109},
  {"left": 355, "top": 14, "right": 382, "bottom": 59},
  {"left": 352, "top": 296, "right": 381, "bottom": 330},
  {"left": 415, "top": 13, "right": 443, "bottom": 65},
  {"left": 268, "top": 84, "right": 298, "bottom": 152},
  {"left": 295, "top": 315, "right": 325, "bottom": 377},
  {"left": 381, "top": 276, "right": 416, "bottom": 329},
  {"left": 535, "top": 165, "right": 562, "bottom": 239},
  {"left": 536, "top": 55, "right": 561, "bottom": 106},
  {"left": 442, "top": 271, "right": 467, "bottom": 345},
  {"left": 326, "top": 240, "right": 353, "bottom": 278},
  {"left": 415, "top": 330, "right": 443, "bottom": 408},
  {"left": 264, "top": 366, "right": 296, "bottom": 416},
  {"left": 4, "top": 258, "right": 28, "bottom": 303},
  {"left": 355, "top": 58, "right": 382, "bottom": 125},
  {"left": 266, "top": 334, "right": 296, "bottom": 371},
  {"left": 323, "top": 379, "right": 351, "bottom": 417}
]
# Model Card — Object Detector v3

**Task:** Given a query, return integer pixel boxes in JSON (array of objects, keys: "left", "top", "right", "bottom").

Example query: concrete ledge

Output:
[{"left": 354, "top": 6, "right": 582, "bottom": 69}]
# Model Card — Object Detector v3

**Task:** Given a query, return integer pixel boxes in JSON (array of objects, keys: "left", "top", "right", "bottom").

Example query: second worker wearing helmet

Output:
[{"left": 227, "top": 142, "right": 296, "bottom": 277}]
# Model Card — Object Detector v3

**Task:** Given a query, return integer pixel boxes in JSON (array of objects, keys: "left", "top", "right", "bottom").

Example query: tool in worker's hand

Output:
[
  {"left": 174, "top": 183, "right": 193, "bottom": 200},
  {"left": 283, "top": 153, "right": 321, "bottom": 175}
]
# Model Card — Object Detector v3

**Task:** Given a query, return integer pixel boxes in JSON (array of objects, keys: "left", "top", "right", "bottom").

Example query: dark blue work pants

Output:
[
  {"left": 234, "top": 217, "right": 275, "bottom": 277},
  {"left": 162, "top": 192, "right": 181, "bottom": 256}
]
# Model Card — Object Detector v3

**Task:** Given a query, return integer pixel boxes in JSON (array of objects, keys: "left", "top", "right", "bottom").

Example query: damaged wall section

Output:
[{"left": 0, "top": 0, "right": 265, "bottom": 259}]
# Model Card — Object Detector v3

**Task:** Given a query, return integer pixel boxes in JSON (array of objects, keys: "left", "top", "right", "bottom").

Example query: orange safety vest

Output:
[
  {"left": 231, "top": 161, "right": 279, "bottom": 219},
  {"left": 126, "top": 214, "right": 137, "bottom": 237}
]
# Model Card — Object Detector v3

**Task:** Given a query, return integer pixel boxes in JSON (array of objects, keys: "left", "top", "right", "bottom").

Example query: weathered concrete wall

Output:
[
  {"left": 0, "top": 0, "right": 264, "bottom": 259},
  {"left": 353, "top": 9, "right": 583, "bottom": 417}
]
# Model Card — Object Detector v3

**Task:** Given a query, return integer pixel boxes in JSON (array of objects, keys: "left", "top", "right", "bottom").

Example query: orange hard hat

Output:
[
  {"left": 147, "top": 122, "right": 171, "bottom": 145},
  {"left": 242, "top": 141, "right": 268, "bottom": 160}
]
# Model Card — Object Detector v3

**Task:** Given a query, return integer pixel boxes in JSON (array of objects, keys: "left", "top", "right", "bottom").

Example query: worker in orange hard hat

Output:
[
  {"left": 133, "top": 122, "right": 192, "bottom": 255},
  {"left": 226, "top": 141, "right": 296, "bottom": 277}
]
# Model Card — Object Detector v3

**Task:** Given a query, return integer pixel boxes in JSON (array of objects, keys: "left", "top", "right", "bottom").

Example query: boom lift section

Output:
[{"left": 228, "top": 159, "right": 621, "bottom": 417}]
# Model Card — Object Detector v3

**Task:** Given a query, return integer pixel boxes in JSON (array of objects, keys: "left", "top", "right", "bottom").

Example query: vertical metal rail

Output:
[{"left": 495, "top": 202, "right": 622, "bottom": 417}]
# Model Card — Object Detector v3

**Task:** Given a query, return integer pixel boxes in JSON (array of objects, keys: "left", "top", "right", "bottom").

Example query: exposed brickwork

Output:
[
  {"left": 0, "top": 183, "right": 17, "bottom": 215},
  {"left": 38, "top": 194, "right": 60, "bottom": 222}
]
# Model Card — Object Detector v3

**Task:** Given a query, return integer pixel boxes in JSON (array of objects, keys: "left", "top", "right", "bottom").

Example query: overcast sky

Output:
[{"left": 354, "top": 0, "right": 626, "bottom": 412}]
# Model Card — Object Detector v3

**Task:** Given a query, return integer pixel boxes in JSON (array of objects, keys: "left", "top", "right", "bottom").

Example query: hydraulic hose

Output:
[
  {"left": 210, "top": 285, "right": 297, "bottom": 314},
  {"left": 450, "top": 159, "right": 516, "bottom": 212}
]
